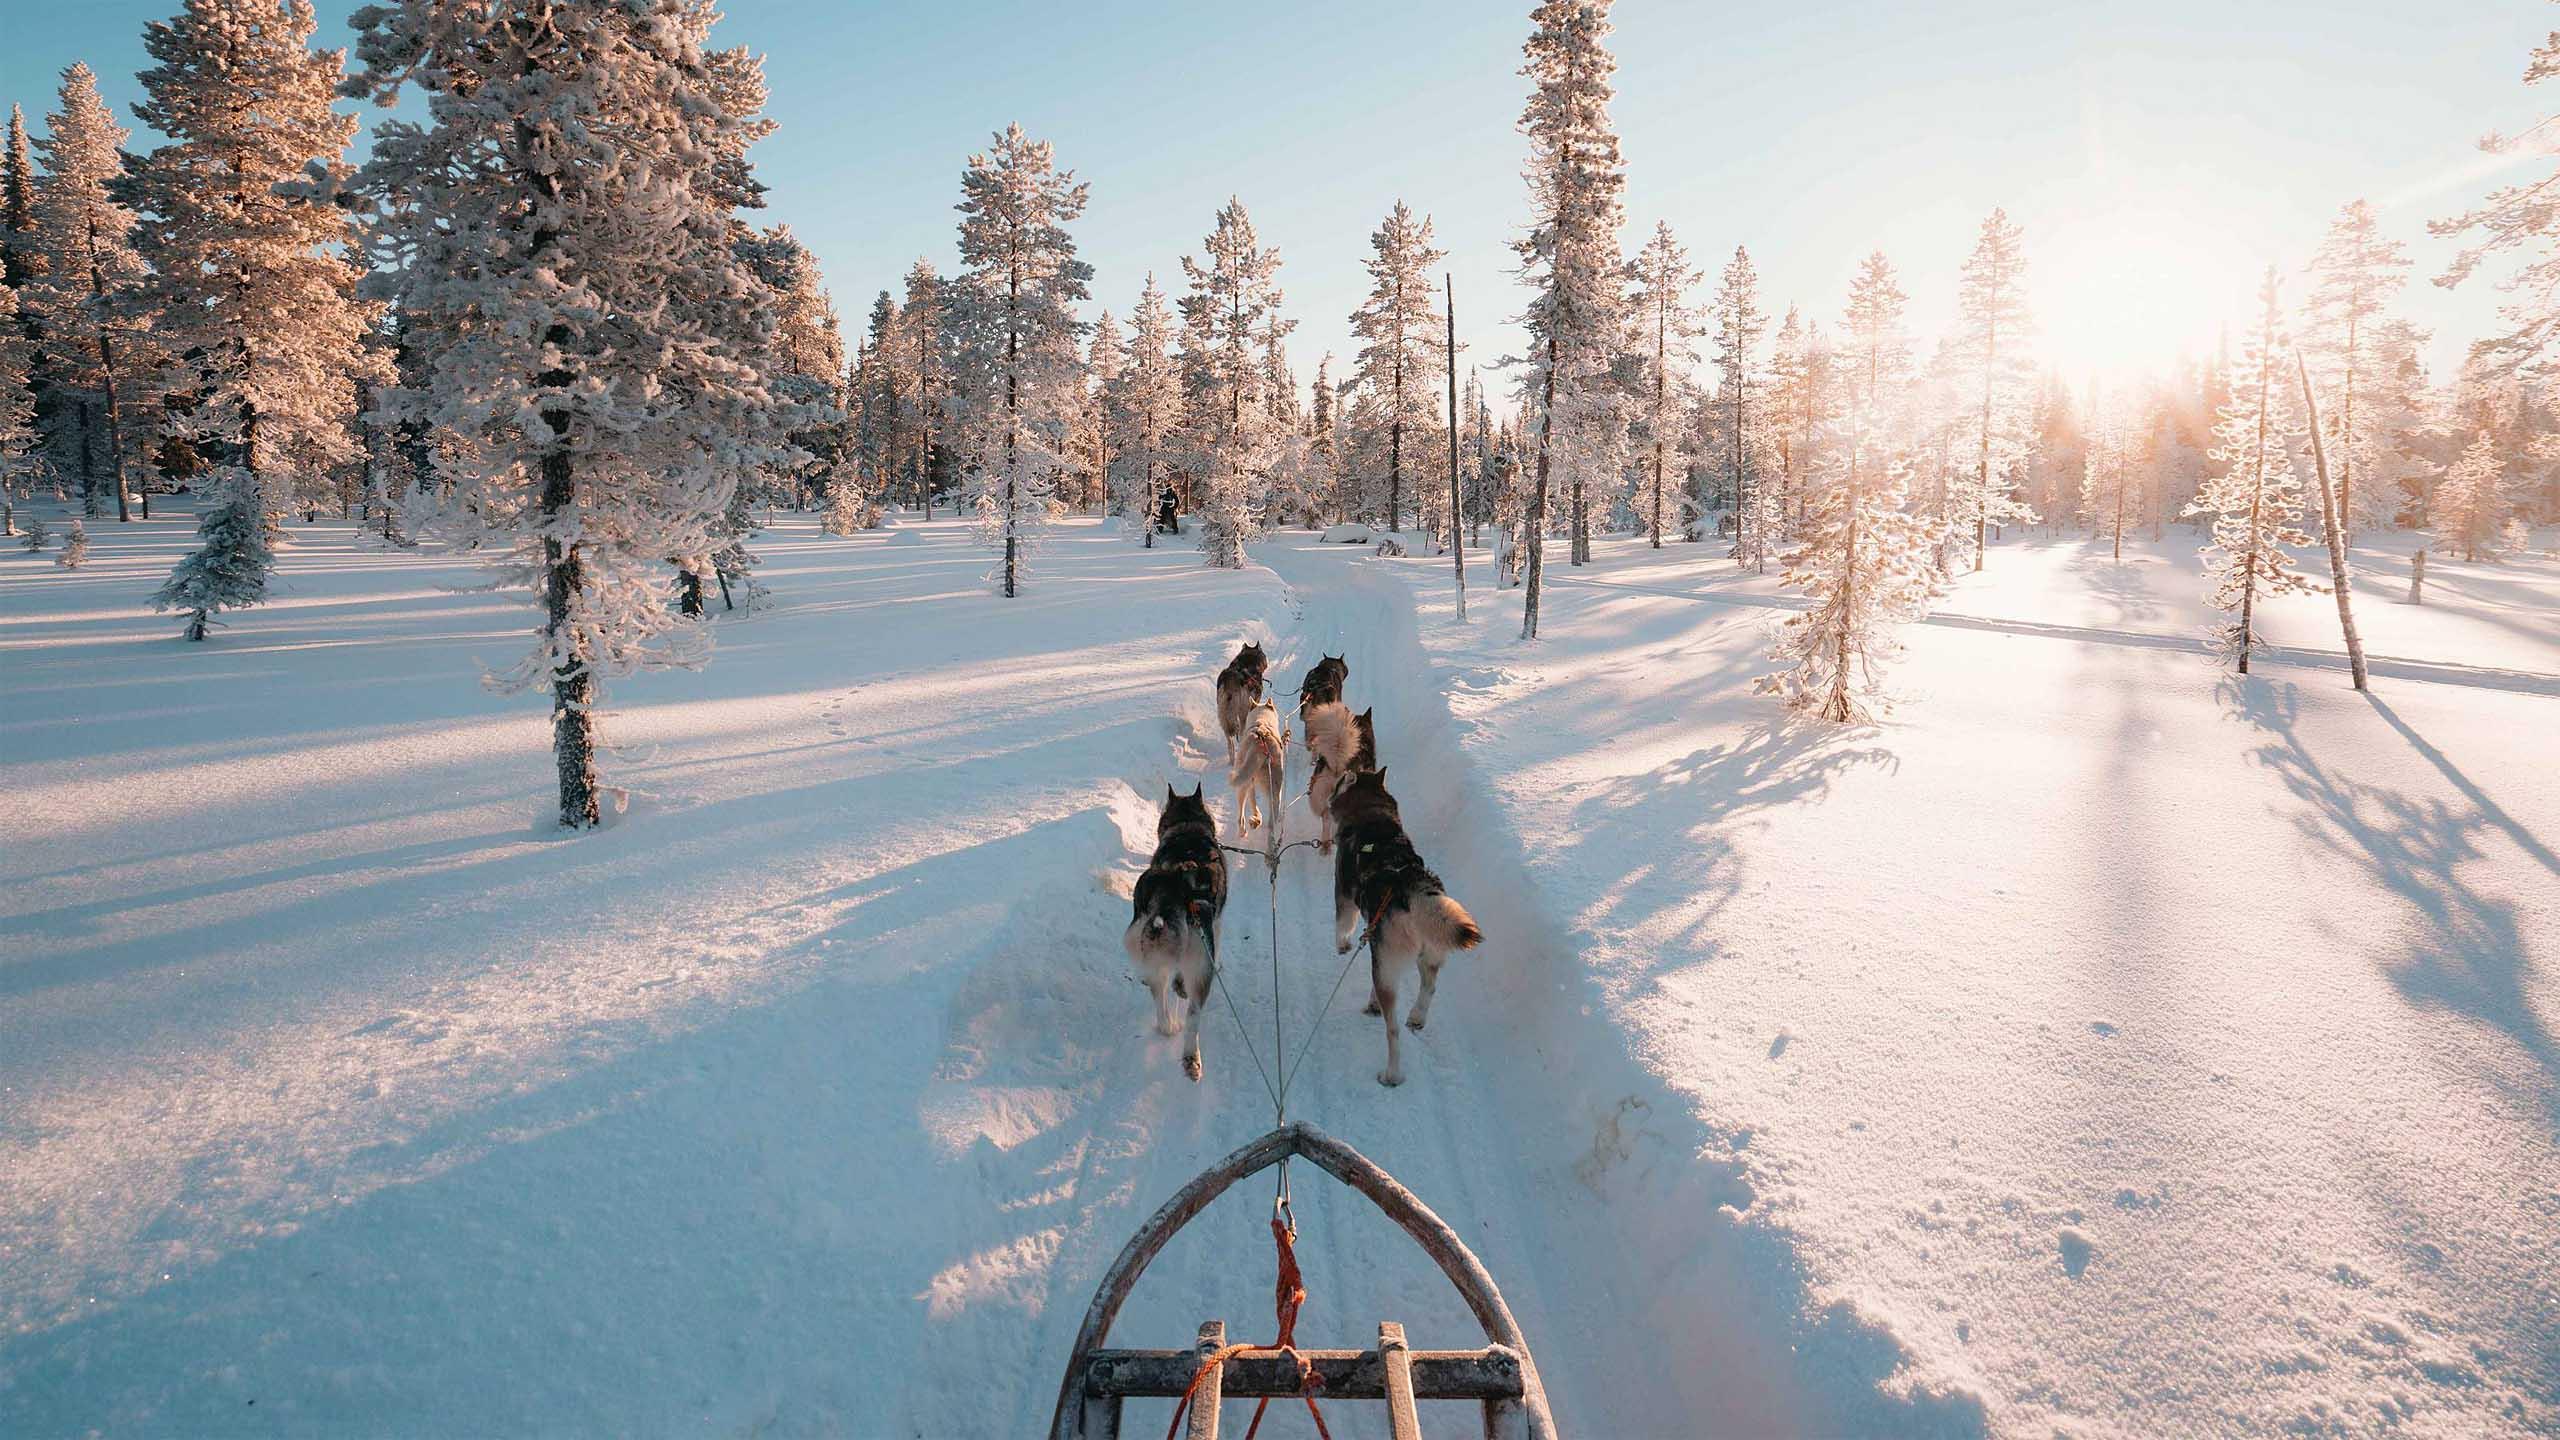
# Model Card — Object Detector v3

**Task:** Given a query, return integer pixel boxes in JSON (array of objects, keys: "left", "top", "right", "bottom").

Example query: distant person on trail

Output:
[{"left": 1156, "top": 489, "right": 1179, "bottom": 535}]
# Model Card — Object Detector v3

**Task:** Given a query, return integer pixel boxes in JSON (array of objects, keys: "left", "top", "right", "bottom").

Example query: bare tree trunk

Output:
[
  {"left": 2295, "top": 353, "right": 2367, "bottom": 690},
  {"left": 2408, "top": 547, "right": 2425, "bottom": 605}
]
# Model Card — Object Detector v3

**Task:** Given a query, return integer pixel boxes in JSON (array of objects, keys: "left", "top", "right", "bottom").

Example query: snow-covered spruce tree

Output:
[
  {"left": 135, "top": 0, "right": 380, "bottom": 639},
  {"left": 1179, "top": 198, "right": 1289, "bottom": 569},
  {"left": 1953, "top": 208, "right": 2036, "bottom": 569},
  {"left": 1307, "top": 351, "right": 1347, "bottom": 524},
  {"left": 1709, "top": 243, "right": 1766, "bottom": 562},
  {"left": 1348, "top": 200, "right": 1446, "bottom": 532},
  {"left": 738, "top": 223, "right": 847, "bottom": 515},
  {"left": 1765, "top": 305, "right": 1827, "bottom": 534},
  {"left": 2432, "top": 25, "right": 2560, "bottom": 376},
  {"left": 344, "top": 0, "right": 793, "bottom": 829},
  {"left": 946, "top": 124, "right": 1090, "bottom": 598},
  {"left": 27, "top": 65, "right": 147, "bottom": 523},
  {"left": 2, "top": 106, "right": 37, "bottom": 289},
  {"left": 0, "top": 285, "right": 36, "bottom": 534},
  {"left": 898, "top": 259, "right": 948, "bottom": 515},
  {"left": 1839, "top": 250, "right": 1911, "bottom": 469},
  {"left": 1622, "top": 222, "right": 1700, "bottom": 550},
  {"left": 2433, "top": 432, "right": 2515, "bottom": 561},
  {"left": 1513, "top": 0, "right": 1629, "bottom": 632},
  {"left": 2080, "top": 386, "right": 2143, "bottom": 559},
  {"left": 1074, "top": 308, "right": 1121, "bottom": 513},
  {"left": 2302, "top": 199, "right": 2411, "bottom": 539},
  {"left": 1758, "top": 418, "right": 1939, "bottom": 723},
  {"left": 1107, "top": 274, "right": 1182, "bottom": 545},
  {"left": 55, "top": 517, "right": 88, "bottom": 569},
  {"left": 2186, "top": 267, "right": 2319, "bottom": 673},
  {"left": 854, "top": 290, "right": 901, "bottom": 508}
]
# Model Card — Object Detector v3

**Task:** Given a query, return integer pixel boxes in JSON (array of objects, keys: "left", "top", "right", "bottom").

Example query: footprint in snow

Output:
[
  {"left": 2059, "top": 1227, "right": 2094, "bottom": 1278},
  {"left": 2090, "top": 1020, "right": 2118, "bottom": 1037}
]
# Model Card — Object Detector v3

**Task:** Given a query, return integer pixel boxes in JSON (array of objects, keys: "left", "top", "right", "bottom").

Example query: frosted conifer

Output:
[
  {"left": 27, "top": 66, "right": 147, "bottom": 523},
  {"left": 344, "top": 0, "right": 796, "bottom": 828},
  {"left": 947, "top": 124, "right": 1090, "bottom": 597},
  {"left": 1348, "top": 201, "right": 1447, "bottom": 531},
  {"left": 1179, "top": 198, "right": 1289, "bottom": 569},
  {"left": 2186, "top": 267, "right": 2320, "bottom": 671}
]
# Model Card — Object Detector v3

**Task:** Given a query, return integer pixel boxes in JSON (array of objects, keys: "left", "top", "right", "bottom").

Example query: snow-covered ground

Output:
[{"left": 2, "top": 505, "right": 2553, "bottom": 1436}]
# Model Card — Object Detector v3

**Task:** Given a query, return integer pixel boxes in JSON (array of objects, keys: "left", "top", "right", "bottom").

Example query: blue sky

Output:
[{"left": 4, "top": 1, "right": 2545, "bottom": 397}]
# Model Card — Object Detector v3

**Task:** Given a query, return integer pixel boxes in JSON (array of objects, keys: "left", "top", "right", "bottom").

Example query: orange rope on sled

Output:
[{"left": 1160, "top": 1216, "right": 1332, "bottom": 1440}]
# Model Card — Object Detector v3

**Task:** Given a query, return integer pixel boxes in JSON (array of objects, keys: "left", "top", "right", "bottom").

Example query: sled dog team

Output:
[{"left": 1125, "top": 641, "right": 1484, "bottom": 1088}]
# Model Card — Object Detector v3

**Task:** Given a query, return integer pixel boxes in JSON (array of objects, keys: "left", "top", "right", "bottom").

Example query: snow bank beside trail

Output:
[
  {"left": 1359, "top": 530, "right": 2560, "bottom": 1438},
  {"left": 1258, "top": 541, "right": 1992, "bottom": 1437}
]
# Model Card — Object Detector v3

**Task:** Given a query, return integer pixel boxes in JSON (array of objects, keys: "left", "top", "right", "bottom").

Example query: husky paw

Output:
[
  {"left": 1405, "top": 1014, "right": 1427, "bottom": 1032},
  {"left": 1156, "top": 1016, "right": 1181, "bottom": 1037},
  {"left": 1362, "top": 998, "right": 1382, "bottom": 1016},
  {"left": 1337, "top": 937, "right": 1354, "bottom": 956},
  {"left": 1376, "top": 1068, "right": 1404, "bottom": 1088},
  {"left": 1183, "top": 1053, "right": 1204, "bottom": 1082}
]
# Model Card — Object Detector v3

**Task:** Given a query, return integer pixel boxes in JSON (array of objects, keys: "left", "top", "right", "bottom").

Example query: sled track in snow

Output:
[{"left": 1549, "top": 571, "right": 2560, "bottom": 697}]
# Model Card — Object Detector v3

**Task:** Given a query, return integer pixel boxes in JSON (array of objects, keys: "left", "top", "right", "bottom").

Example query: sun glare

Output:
[{"left": 2034, "top": 204, "right": 2256, "bottom": 386}]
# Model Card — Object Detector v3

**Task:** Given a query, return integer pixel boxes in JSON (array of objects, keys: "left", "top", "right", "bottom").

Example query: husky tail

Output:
[
  {"left": 1409, "top": 892, "right": 1484, "bottom": 951},
  {"left": 1304, "top": 701, "right": 1354, "bottom": 771}
]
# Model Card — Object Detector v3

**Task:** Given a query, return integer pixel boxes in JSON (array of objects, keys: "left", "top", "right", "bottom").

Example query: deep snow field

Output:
[{"left": 1, "top": 503, "right": 2554, "bottom": 1438}]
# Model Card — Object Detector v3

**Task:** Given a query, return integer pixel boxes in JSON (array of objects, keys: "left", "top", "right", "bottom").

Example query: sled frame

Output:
[{"left": 1049, "top": 1122, "right": 1557, "bottom": 1439}]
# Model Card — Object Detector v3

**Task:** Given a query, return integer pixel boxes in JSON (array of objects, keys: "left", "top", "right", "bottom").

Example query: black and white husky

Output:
[
  {"left": 1328, "top": 767, "right": 1484, "bottom": 1087},
  {"left": 1296, "top": 654, "right": 1347, "bottom": 718},
  {"left": 1125, "top": 784, "right": 1228, "bottom": 1080}
]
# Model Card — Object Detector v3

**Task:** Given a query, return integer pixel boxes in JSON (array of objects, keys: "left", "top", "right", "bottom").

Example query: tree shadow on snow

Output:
[{"left": 2219, "top": 678, "right": 2556, "bottom": 1120}]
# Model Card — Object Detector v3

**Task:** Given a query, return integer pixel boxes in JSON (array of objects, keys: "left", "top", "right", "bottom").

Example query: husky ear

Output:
[
  {"left": 1166, "top": 783, "right": 1179, "bottom": 805},
  {"left": 1187, "top": 783, "right": 1204, "bottom": 800}
]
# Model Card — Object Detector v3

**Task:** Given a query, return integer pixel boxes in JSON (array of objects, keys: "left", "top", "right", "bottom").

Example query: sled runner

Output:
[{"left": 1049, "top": 1122, "right": 1557, "bottom": 1439}]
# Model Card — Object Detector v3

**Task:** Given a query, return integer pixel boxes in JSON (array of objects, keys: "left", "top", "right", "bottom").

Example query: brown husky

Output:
[
  {"left": 1214, "top": 641, "right": 1268, "bottom": 764},
  {"left": 1328, "top": 767, "right": 1484, "bottom": 1087},
  {"left": 1230, "top": 698, "right": 1287, "bottom": 837},
  {"left": 1302, "top": 703, "right": 1377, "bottom": 852}
]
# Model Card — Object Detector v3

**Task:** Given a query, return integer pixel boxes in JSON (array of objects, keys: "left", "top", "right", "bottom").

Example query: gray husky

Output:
[{"left": 1124, "top": 785, "right": 1227, "bottom": 1080}]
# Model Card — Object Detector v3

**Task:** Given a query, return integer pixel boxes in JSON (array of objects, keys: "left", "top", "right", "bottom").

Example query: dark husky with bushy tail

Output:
[
  {"left": 1296, "top": 654, "right": 1347, "bottom": 718},
  {"left": 1214, "top": 642, "right": 1268, "bottom": 765},
  {"left": 1328, "top": 767, "right": 1483, "bottom": 1087},
  {"left": 1125, "top": 784, "right": 1227, "bottom": 1080}
]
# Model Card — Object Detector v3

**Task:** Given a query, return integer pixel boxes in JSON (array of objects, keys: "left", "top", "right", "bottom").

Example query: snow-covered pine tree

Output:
[
  {"left": 0, "top": 285, "right": 35, "bottom": 534},
  {"left": 1075, "top": 308, "right": 1122, "bottom": 513},
  {"left": 27, "top": 65, "right": 147, "bottom": 523},
  {"left": 55, "top": 517, "right": 88, "bottom": 569},
  {"left": 899, "top": 259, "right": 948, "bottom": 516},
  {"left": 1953, "top": 208, "right": 2036, "bottom": 569},
  {"left": 2432, "top": 432, "right": 2515, "bottom": 561},
  {"left": 1178, "top": 198, "right": 1288, "bottom": 569},
  {"left": 1348, "top": 200, "right": 1446, "bottom": 532},
  {"left": 1765, "top": 305, "right": 1825, "bottom": 535},
  {"left": 1307, "top": 351, "right": 1346, "bottom": 523},
  {"left": 2, "top": 106, "right": 37, "bottom": 289},
  {"left": 2301, "top": 199, "right": 2411, "bottom": 539},
  {"left": 947, "top": 124, "right": 1090, "bottom": 597},
  {"left": 2080, "top": 386, "right": 2143, "bottom": 559},
  {"left": 2186, "top": 267, "right": 2320, "bottom": 672},
  {"left": 1622, "top": 222, "right": 1700, "bottom": 550},
  {"left": 1839, "top": 250, "right": 1911, "bottom": 474},
  {"left": 21, "top": 514, "right": 49, "bottom": 551},
  {"left": 1514, "top": 0, "right": 1629, "bottom": 632},
  {"left": 1107, "top": 273, "right": 1182, "bottom": 545},
  {"left": 855, "top": 291, "right": 901, "bottom": 508},
  {"left": 135, "top": 0, "right": 380, "bottom": 638},
  {"left": 738, "top": 223, "right": 847, "bottom": 513},
  {"left": 345, "top": 0, "right": 794, "bottom": 829},
  {"left": 1709, "top": 243, "right": 1767, "bottom": 563},
  {"left": 1758, "top": 424, "right": 1939, "bottom": 723},
  {"left": 2432, "top": 25, "right": 2560, "bottom": 377}
]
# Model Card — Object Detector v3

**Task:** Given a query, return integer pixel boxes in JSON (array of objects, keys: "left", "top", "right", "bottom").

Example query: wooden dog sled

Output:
[{"left": 1049, "top": 1122, "right": 1558, "bottom": 1439}]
